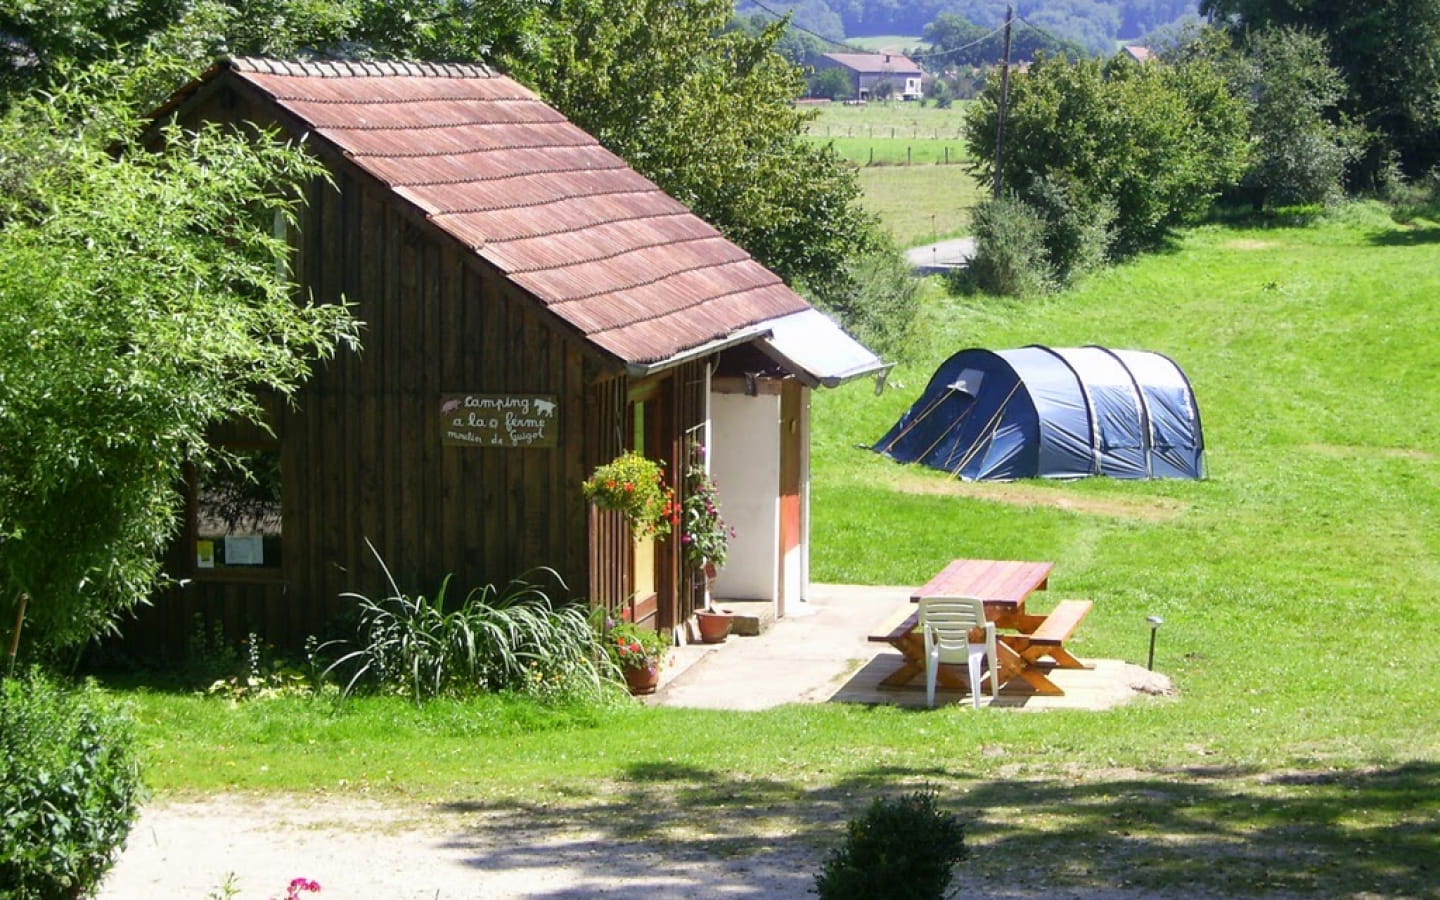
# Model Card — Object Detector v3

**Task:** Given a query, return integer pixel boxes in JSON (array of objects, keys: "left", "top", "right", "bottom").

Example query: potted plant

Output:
[
  {"left": 682, "top": 442, "right": 736, "bottom": 643},
  {"left": 582, "top": 451, "right": 678, "bottom": 538},
  {"left": 602, "top": 618, "right": 671, "bottom": 695}
]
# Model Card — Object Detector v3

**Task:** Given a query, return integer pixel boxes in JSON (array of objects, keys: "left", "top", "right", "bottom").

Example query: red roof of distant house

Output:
[
  {"left": 168, "top": 57, "right": 812, "bottom": 366},
  {"left": 1122, "top": 45, "right": 1155, "bottom": 63},
  {"left": 820, "top": 53, "right": 922, "bottom": 75}
]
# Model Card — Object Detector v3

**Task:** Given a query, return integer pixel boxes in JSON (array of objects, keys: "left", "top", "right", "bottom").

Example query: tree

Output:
[
  {"left": 3, "top": 0, "right": 905, "bottom": 348},
  {"left": 924, "top": 11, "right": 1085, "bottom": 68},
  {"left": 508, "top": 0, "right": 883, "bottom": 334},
  {"left": 1201, "top": 0, "right": 1440, "bottom": 184},
  {"left": 809, "top": 65, "right": 855, "bottom": 100},
  {"left": 0, "top": 62, "right": 359, "bottom": 654},
  {"left": 964, "top": 51, "right": 1249, "bottom": 258},
  {"left": 1227, "top": 26, "right": 1360, "bottom": 208}
]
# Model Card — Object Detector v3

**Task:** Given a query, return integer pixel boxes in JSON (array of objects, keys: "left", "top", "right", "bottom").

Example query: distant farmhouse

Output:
[
  {"left": 814, "top": 52, "right": 923, "bottom": 101},
  {"left": 1121, "top": 45, "right": 1156, "bottom": 63}
]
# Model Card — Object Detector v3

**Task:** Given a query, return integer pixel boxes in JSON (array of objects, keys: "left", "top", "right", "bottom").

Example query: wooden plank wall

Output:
[
  {"left": 112, "top": 77, "right": 731, "bottom": 658},
  {"left": 673, "top": 360, "right": 708, "bottom": 624},
  {"left": 123, "top": 118, "right": 608, "bottom": 656},
  {"left": 586, "top": 375, "right": 628, "bottom": 617}
]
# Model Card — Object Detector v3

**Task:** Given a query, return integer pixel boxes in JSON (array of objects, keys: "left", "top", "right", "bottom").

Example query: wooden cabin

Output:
[{"left": 125, "top": 58, "right": 885, "bottom": 656}]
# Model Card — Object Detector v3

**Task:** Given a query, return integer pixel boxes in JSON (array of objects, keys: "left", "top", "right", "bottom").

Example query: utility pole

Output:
[{"left": 993, "top": 4, "right": 1014, "bottom": 199}]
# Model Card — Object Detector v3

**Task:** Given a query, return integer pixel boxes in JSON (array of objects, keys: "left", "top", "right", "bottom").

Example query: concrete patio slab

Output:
[{"left": 649, "top": 583, "right": 1175, "bottom": 711}]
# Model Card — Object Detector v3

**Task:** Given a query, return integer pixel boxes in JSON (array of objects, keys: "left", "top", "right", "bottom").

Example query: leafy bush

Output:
[
  {"left": 966, "top": 194, "right": 1055, "bottom": 297},
  {"left": 1386, "top": 166, "right": 1440, "bottom": 222},
  {"left": 964, "top": 49, "right": 1249, "bottom": 258},
  {"left": 1027, "top": 173, "right": 1116, "bottom": 286},
  {"left": 1208, "top": 25, "right": 1361, "bottom": 210},
  {"left": 0, "top": 670, "right": 143, "bottom": 899},
  {"left": 323, "top": 547, "right": 606, "bottom": 704},
  {"left": 809, "top": 226, "right": 921, "bottom": 361},
  {"left": 815, "top": 790, "right": 968, "bottom": 900}
]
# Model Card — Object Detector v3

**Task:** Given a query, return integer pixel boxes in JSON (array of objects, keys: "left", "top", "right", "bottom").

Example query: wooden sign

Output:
[{"left": 441, "top": 394, "right": 558, "bottom": 448}]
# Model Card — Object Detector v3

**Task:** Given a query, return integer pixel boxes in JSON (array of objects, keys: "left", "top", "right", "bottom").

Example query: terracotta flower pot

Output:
[
  {"left": 695, "top": 608, "right": 733, "bottom": 644},
  {"left": 623, "top": 663, "right": 661, "bottom": 695}
]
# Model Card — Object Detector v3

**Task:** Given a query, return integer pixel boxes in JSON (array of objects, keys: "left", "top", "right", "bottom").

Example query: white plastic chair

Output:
[{"left": 919, "top": 596, "right": 999, "bottom": 709}]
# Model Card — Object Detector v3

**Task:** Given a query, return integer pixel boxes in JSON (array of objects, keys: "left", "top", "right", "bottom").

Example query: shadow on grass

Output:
[
  {"left": 1206, "top": 205, "right": 1325, "bottom": 230},
  {"left": 426, "top": 760, "right": 1438, "bottom": 899},
  {"left": 1368, "top": 226, "right": 1440, "bottom": 246}
]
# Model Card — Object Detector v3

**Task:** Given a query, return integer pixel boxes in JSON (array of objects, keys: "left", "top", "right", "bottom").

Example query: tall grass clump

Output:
[
  {"left": 323, "top": 546, "right": 607, "bottom": 704},
  {"left": 1, "top": 670, "right": 143, "bottom": 899}
]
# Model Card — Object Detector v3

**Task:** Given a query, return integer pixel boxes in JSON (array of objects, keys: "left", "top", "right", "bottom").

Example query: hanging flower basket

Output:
[
  {"left": 582, "top": 451, "right": 677, "bottom": 538},
  {"left": 681, "top": 442, "right": 734, "bottom": 571}
]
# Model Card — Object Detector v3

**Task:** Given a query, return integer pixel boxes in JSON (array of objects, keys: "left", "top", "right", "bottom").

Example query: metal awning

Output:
[{"left": 752, "top": 309, "right": 891, "bottom": 389}]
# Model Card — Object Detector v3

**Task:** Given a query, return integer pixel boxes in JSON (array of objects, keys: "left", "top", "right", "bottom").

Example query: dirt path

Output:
[
  {"left": 99, "top": 793, "right": 1215, "bottom": 900},
  {"left": 100, "top": 794, "right": 824, "bottom": 899}
]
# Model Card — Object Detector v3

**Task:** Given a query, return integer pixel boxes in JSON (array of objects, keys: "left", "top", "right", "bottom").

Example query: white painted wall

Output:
[{"left": 710, "top": 391, "right": 780, "bottom": 602}]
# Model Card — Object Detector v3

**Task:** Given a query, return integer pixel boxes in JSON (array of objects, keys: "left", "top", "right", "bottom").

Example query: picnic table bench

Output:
[{"left": 867, "top": 559, "right": 1093, "bottom": 697}]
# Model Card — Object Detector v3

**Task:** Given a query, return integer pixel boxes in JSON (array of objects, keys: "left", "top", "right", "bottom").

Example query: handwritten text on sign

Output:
[{"left": 441, "top": 394, "right": 559, "bottom": 448}]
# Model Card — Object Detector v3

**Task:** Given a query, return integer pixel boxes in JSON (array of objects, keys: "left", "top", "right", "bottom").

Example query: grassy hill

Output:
[{"left": 816, "top": 201, "right": 1440, "bottom": 756}]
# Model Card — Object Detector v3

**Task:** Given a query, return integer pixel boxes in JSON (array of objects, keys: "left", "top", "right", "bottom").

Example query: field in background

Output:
[
  {"left": 804, "top": 99, "right": 969, "bottom": 135},
  {"left": 856, "top": 165, "right": 982, "bottom": 245},
  {"left": 844, "top": 34, "right": 929, "bottom": 53},
  {"left": 802, "top": 100, "right": 980, "bottom": 244}
]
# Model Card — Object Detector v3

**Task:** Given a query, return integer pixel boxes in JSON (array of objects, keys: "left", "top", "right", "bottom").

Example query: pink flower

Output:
[{"left": 280, "top": 877, "right": 322, "bottom": 898}]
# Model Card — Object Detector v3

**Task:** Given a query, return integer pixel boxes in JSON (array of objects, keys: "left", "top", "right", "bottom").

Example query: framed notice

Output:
[
  {"left": 440, "top": 393, "right": 559, "bottom": 448},
  {"left": 224, "top": 534, "right": 264, "bottom": 566}
]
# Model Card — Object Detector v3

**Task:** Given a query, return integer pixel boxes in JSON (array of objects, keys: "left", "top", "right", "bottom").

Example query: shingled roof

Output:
[
  {"left": 180, "top": 57, "right": 813, "bottom": 366},
  {"left": 820, "top": 53, "right": 922, "bottom": 75}
]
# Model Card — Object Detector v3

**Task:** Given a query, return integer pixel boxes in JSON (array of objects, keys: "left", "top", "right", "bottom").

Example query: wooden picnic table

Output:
[{"left": 869, "top": 558, "right": 1092, "bottom": 697}]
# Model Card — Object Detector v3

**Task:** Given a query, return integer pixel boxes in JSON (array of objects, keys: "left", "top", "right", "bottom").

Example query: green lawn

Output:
[
  {"left": 802, "top": 99, "right": 980, "bottom": 245},
  {"left": 113, "top": 206, "right": 1440, "bottom": 897},
  {"left": 804, "top": 99, "right": 970, "bottom": 138},
  {"left": 856, "top": 165, "right": 983, "bottom": 246}
]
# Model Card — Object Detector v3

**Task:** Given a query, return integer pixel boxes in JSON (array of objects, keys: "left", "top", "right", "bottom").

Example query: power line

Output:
[
  {"left": 906, "top": 23, "right": 1009, "bottom": 63},
  {"left": 1015, "top": 15, "right": 1078, "bottom": 52}
]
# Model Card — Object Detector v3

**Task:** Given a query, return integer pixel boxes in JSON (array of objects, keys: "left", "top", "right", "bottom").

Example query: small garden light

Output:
[{"left": 1146, "top": 615, "right": 1164, "bottom": 670}]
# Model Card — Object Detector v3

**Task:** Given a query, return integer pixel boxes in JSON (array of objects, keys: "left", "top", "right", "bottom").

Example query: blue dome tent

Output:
[{"left": 872, "top": 346, "right": 1205, "bottom": 481}]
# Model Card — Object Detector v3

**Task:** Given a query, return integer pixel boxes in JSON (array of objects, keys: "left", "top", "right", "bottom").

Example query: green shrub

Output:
[
  {"left": 1028, "top": 173, "right": 1116, "bottom": 286},
  {"left": 966, "top": 194, "right": 1055, "bottom": 297},
  {"left": 808, "top": 226, "right": 921, "bottom": 361},
  {"left": 815, "top": 790, "right": 968, "bottom": 900},
  {"left": 0, "top": 670, "right": 143, "bottom": 900},
  {"left": 323, "top": 546, "right": 606, "bottom": 704}
]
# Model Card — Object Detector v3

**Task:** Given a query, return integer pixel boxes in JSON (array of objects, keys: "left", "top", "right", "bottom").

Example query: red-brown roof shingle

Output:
[{"left": 205, "top": 57, "right": 810, "bottom": 365}]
